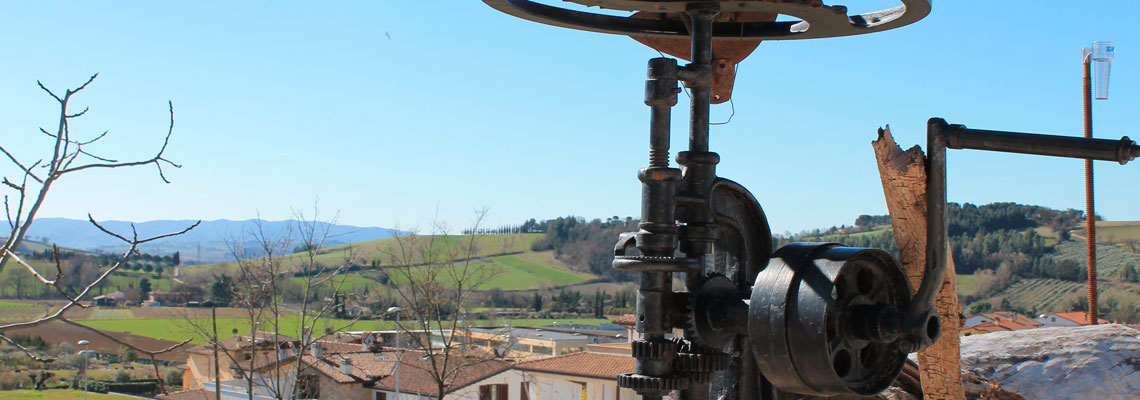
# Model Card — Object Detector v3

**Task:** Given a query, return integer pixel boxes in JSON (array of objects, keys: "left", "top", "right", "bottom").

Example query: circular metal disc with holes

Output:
[
  {"left": 748, "top": 243, "right": 912, "bottom": 396},
  {"left": 482, "top": 0, "right": 931, "bottom": 41}
]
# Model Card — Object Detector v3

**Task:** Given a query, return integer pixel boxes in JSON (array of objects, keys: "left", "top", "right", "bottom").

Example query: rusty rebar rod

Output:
[{"left": 1084, "top": 50, "right": 1098, "bottom": 324}]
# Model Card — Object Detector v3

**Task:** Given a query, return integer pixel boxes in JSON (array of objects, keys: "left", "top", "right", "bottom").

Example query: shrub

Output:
[{"left": 165, "top": 369, "right": 183, "bottom": 386}]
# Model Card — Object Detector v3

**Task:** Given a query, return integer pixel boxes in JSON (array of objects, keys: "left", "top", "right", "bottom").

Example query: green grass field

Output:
[
  {"left": 246, "top": 233, "right": 545, "bottom": 272},
  {"left": 1093, "top": 222, "right": 1140, "bottom": 245},
  {"left": 76, "top": 316, "right": 612, "bottom": 344},
  {"left": 0, "top": 390, "right": 138, "bottom": 399},
  {"left": 192, "top": 233, "right": 584, "bottom": 292},
  {"left": 956, "top": 274, "right": 979, "bottom": 297},
  {"left": 481, "top": 253, "right": 592, "bottom": 290}
]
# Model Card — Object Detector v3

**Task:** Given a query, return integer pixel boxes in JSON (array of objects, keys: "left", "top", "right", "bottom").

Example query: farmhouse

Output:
[{"left": 92, "top": 291, "right": 127, "bottom": 307}]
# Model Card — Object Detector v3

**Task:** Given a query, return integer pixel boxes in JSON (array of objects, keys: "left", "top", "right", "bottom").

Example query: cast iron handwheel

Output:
[{"left": 482, "top": 0, "right": 931, "bottom": 41}]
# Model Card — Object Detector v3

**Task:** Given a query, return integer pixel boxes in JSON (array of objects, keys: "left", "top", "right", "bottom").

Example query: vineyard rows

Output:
[
  {"left": 1000, "top": 278, "right": 1083, "bottom": 312},
  {"left": 1050, "top": 241, "right": 1139, "bottom": 278},
  {"left": 0, "top": 301, "right": 52, "bottom": 322}
]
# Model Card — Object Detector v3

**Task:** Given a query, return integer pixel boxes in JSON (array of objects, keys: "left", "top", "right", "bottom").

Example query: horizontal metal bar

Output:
[{"left": 945, "top": 125, "right": 1139, "bottom": 165}]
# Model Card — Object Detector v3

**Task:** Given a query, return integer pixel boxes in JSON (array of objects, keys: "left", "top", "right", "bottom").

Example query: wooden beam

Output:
[{"left": 873, "top": 125, "right": 964, "bottom": 400}]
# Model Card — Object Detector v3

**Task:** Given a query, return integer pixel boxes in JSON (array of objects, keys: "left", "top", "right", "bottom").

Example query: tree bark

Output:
[{"left": 872, "top": 126, "right": 965, "bottom": 400}]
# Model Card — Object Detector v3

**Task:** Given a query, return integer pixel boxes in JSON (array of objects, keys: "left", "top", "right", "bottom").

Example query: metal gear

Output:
[
  {"left": 674, "top": 352, "right": 730, "bottom": 372},
  {"left": 631, "top": 339, "right": 677, "bottom": 359},
  {"left": 617, "top": 373, "right": 690, "bottom": 392}
]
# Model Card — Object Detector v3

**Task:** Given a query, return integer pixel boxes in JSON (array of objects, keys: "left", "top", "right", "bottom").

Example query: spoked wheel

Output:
[{"left": 482, "top": 0, "right": 931, "bottom": 41}]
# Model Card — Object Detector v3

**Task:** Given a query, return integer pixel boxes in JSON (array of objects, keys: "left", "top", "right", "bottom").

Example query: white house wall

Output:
[
  {"left": 523, "top": 371, "right": 637, "bottom": 400},
  {"left": 375, "top": 369, "right": 524, "bottom": 400}
]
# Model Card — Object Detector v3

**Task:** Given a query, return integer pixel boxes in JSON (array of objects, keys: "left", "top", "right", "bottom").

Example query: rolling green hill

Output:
[{"left": 191, "top": 233, "right": 596, "bottom": 292}]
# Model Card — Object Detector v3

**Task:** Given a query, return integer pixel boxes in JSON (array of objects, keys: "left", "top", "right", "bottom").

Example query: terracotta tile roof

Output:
[
  {"left": 240, "top": 345, "right": 510, "bottom": 395},
  {"left": 371, "top": 350, "right": 511, "bottom": 396},
  {"left": 1054, "top": 311, "right": 1109, "bottom": 325},
  {"left": 157, "top": 388, "right": 214, "bottom": 400},
  {"left": 612, "top": 315, "right": 636, "bottom": 327},
  {"left": 515, "top": 351, "right": 634, "bottom": 380},
  {"left": 316, "top": 340, "right": 370, "bottom": 354},
  {"left": 202, "top": 332, "right": 298, "bottom": 352},
  {"left": 586, "top": 342, "right": 632, "bottom": 356},
  {"left": 980, "top": 312, "right": 1042, "bottom": 327}
]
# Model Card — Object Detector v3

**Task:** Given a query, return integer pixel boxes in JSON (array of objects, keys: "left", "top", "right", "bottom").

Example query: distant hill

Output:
[{"left": 23, "top": 218, "right": 403, "bottom": 263}]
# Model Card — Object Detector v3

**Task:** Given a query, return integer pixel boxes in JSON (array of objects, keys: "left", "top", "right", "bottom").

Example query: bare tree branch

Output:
[
  {"left": 0, "top": 145, "right": 44, "bottom": 184},
  {"left": 0, "top": 223, "right": 196, "bottom": 333},
  {"left": 87, "top": 214, "right": 200, "bottom": 245},
  {"left": 57, "top": 101, "right": 179, "bottom": 184},
  {"left": 0, "top": 334, "right": 56, "bottom": 363},
  {"left": 66, "top": 106, "right": 90, "bottom": 119},
  {"left": 2, "top": 248, "right": 55, "bottom": 285},
  {"left": 36, "top": 80, "right": 62, "bottom": 103}
]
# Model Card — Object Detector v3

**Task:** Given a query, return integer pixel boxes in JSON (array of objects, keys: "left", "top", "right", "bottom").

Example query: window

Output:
[
  {"left": 374, "top": 392, "right": 387, "bottom": 400},
  {"left": 521, "top": 382, "right": 530, "bottom": 400},
  {"left": 479, "top": 383, "right": 508, "bottom": 400}
]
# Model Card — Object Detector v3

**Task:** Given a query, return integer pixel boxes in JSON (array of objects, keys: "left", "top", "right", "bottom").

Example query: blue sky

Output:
[{"left": 1, "top": 1, "right": 1137, "bottom": 235}]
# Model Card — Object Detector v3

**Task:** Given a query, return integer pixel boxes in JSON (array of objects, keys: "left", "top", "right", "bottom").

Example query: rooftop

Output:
[
  {"left": 468, "top": 327, "right": 590, "bottom": 342},
  {"left": 516, "top": 351, "right": 634, "bottom": 380}
]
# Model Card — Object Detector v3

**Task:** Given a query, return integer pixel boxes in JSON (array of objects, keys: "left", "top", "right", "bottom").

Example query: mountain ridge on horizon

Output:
[{"left": 21, "top": 217, "right": 404, "bottom": 263}]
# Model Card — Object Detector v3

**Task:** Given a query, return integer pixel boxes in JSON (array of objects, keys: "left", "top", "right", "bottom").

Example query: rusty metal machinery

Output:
[
  {"left": 484, "top": 1, "right": 934, "bottom": 399},
  {"left": 484, "top": 1, "right": 1140, "bottom": 400}
]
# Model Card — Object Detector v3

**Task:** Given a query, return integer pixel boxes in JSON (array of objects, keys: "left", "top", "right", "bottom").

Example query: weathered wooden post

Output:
[{"left": 873, "top": 126, "right": 965, "bottom": 400}]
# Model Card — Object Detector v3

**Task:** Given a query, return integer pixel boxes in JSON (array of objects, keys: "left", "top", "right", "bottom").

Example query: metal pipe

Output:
[
  {"left": 687, "top": 7, "right": 715, "bottom": 153},
  {"left": 945, "top": 126, "right": 1138, "bottom": 165}
]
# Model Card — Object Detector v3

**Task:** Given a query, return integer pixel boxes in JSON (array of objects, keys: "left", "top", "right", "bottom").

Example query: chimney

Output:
[
  {"left": 340, "top": 357, "right": 353, "bottom": 376},
  {"left": 311, "top": 343, "right": 323, "bottom": 358}
]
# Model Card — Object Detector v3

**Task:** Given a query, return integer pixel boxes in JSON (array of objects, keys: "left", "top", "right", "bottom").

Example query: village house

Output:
[
  {"left": 1035, "top": 311, "right": 1110, "bottom": 327},
  {"left": 515, "top": 351, "right": 638, "bottom": 400},
  {"left": 462, "top": 327, "right": 590, "bottom": 359},
  {"left": 92, "top": 291, "right": 127, "bottom": 307},
  {"left": 147, "top": 289, "right": 205, "bottom": 307},
  {"left": 166, "top": 328, "right": 644, "bottom": 400},
  {"left": 182, "top": 332, "right": 300, "bottom": 391}
]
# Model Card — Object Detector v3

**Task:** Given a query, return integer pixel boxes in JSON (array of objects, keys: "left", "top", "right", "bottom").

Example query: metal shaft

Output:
[
  {"left": 943, "top": 127, "right": 1139, "bottom": 164},
  {"left": 1084, "top": 53, "right": 1098, "bottom": 324},
  {"left": 680, "top": 6, "right": 717, "bottom": 400},
  {"left": 676, "top": 4, "right": 720, "bottom": 272}
]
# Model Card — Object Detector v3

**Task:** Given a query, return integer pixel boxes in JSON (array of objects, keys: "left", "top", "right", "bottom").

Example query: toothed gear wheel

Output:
[
  {"left": 674, "top": 352, "right": 730, "bottom": 372},
  {"left": 689, "top": 372, "right": 714, "bottom": 384},
  {"left": 631, "top": 339, "right": 676, "bottom": 359},
  {"left": 617, "top": 373, "right": 690, "bottom": 392},
  {"left": 688, "top": 273, "right": 738, "bottom": 348}
]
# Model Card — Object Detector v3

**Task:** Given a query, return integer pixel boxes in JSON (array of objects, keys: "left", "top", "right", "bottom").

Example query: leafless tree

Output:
[
  {"left": 382, "top": 209, "right": 503, "bottom": 400},
  {"left": 0, "top": 74, "right": 198, "bottom": 394},
  {"left": 181, "top": 204, "right": 357, "bottom": 400}
]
